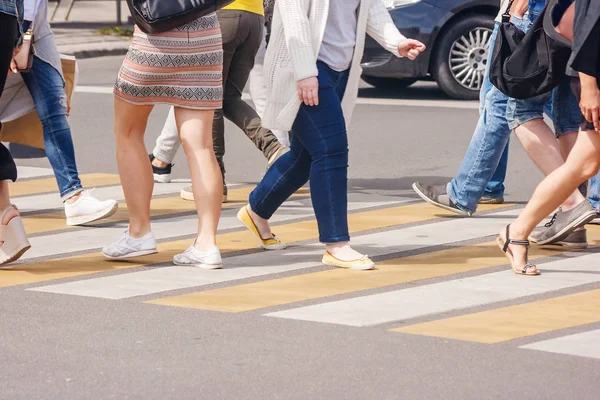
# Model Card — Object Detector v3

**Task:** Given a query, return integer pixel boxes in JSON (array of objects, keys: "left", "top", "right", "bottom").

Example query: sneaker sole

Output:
[
  {"left": 0, "top": 244, "right": 31, "bottom": 266},
  {"left": 554, "top": 241, "right": 589, "bottom": 250},
  {"left": 180, "top": 189, "right": 227, "bottom": 203},
  {"left": 153, "top": 173, "right": 172, "bottom": 184},
  {"left": 66, "top": 202, "right": 119, "bottom": 226},
  {"left": 173, "top": 260, "right": 223, "bottom": 270},
  {"left": 478, "top": 198, "right": 504, "bottom": 205},
  {"left": 535, "top": 211, "right": 597, "bottom": 245},
  {"left": 412, "top": 183, "right": 471, "bottom": 217},
  {"left": 103, "top": 249, "right": 158, "bottom": 260}
]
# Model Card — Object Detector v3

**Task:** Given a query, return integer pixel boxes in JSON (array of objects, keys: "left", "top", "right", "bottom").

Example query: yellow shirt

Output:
[{"left": 222, "top": 0, "right": 264, "bottom": 16}]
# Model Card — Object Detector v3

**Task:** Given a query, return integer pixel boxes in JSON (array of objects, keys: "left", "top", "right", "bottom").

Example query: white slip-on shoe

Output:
[
  {"left": 173, "top": 243, "right": 222, "bottom": 269},
  {"left": 65, "top": 189, "right": 118, "bottom": 226},
  {"left": 103, "top": 230, "right": 158, "bottom": 259},
  {"left": 0, "top": 205, "right": 31, "bottom": 266}
]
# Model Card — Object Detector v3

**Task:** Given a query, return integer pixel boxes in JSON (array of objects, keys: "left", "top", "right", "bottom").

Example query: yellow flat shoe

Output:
[
  {"left": 237, "top": 206, "right": 287, "bottom": 250},
  {"left": 322, "top": 251, "right": 375, "bottom": 270}
]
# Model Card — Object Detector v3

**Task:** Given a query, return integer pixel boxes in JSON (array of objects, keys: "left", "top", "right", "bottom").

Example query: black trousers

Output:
[{"left": 0, "top": 12, "right": 19, "bottom": 182}]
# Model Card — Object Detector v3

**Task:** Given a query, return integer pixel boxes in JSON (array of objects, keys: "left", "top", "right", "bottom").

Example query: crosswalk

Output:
[{"left": 3, "top": 167, "right": 600, "bottom": 361}]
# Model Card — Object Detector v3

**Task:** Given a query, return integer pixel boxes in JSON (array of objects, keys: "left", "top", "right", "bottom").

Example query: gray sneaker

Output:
[
  {"left": 556, "top": 229, "right": 588, "bottom": 249},
  {"left": 479, "top": 196, "right": 504, "bottom": 205},
  {"left": 412, "top": 182, "right": 471, "bottom": 216},
  {"left": 529, "top": 201, "right": 596, "bottom": 245}
]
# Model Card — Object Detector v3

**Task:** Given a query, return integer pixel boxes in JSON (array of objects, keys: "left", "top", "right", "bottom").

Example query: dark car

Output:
[{"left": 362, "top": 0, "right": 500, "bottom": 100}]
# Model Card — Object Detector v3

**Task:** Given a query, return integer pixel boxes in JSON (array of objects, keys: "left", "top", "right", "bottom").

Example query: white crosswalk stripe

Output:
[{"left": 521, "top": 329, "right": 600, "bottom": 359}]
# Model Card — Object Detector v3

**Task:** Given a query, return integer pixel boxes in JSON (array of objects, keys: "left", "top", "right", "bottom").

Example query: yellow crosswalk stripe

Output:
[
  {"left": 392, "top": 289, "right": 600, "bottom": 344},
  {"left": 1, "top": 198, "right": 436, "bottom": 288},
  {"left": 146, "top": 203, "right": 515, "bottom": 311},
  {"left": 9, "top": 173, "right": 121, "bottom": 197},
  {"left": 21, "top": 185, "right": 259, "bottom": 235}
]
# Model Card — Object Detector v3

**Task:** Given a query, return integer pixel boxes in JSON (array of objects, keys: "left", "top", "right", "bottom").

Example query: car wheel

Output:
[
  {"left": 432, "top": 15, "right": 495, "bottom": 100},
  {"left": 362, "top": 76, "right": 418, "bottom": 90}
]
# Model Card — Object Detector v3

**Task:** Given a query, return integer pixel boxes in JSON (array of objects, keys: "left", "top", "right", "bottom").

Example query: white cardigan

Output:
[{"left": 262, "top": 0, "right": 407, "bottom": 131}]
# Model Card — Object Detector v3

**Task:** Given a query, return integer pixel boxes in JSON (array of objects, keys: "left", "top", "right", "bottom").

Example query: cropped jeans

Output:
[{"left": 250, "top": 61, "right": 350, "bottom": 243}]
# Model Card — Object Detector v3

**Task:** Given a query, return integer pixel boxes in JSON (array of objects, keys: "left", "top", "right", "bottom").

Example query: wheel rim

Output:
[{"left": 448, "top": 27, "right": 493, "bottom": 91}]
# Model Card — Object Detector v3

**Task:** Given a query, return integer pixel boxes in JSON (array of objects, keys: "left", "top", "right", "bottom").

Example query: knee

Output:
[
  {"left": 579, "top": 159, "right": 600, "bottom": 181},
  {"left": 181, "top": 131, "right": 212, "bottom": 152}
]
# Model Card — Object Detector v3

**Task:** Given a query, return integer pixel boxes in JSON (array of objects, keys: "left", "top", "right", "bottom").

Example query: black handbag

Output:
[
  {"left": 126, "top": 0, "right": 236, "bottom": 34},
  {"left": 489, "top": 0, "right": 572, "bottom": 99}
]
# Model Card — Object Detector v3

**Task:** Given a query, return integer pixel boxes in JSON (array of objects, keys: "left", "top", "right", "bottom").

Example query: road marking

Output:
[
  {"left": 157, "top": 240, "right": 570, "bottom": 313},
  {"left": 10, "top": 173, "right": 121, "bottom": 197},
  {"left": 20, "top": 185, "right": 256, "bottom": 235},
  {"left": 14, "top": 181, "right": 190, "bottom": 213},
  {"left": 521, "top": 329, "right": 600, "bottom": 360},
  {"left": 6, "top": 199, "right": 400, "bottom": 289},
  {"left": 74, "top": 86, "right": 479, "bottom": 109},
  {"left": 16, "top": 166, "right": 54, "bottom": 179},
  {"left": 133, "top": 205, "right": 519, "bottom": 306},
  {"left": 29, "top": 200, "right": 471, "bottom": 299},
  {"left": 266, "top": 230, "right": 600, "bottom": 326},
  {"left": 393, "top": 289, "right": 600, "bottom": 344}
]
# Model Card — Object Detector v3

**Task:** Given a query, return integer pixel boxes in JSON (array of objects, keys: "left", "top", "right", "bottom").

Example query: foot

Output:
[
  {"left": 0, "top": 204, "right": 31, "bottom": 265},
  {"left": 173, "top": 242, "right": 222, "bottom": 269},
  {"left": 246, "top": 205, "right": 273, "bottom": 240},
  {"left": 64, "top": 189, "right": 119, "bottom": 226},
  {"left": 266, "top": 146, "right": 290, "bottom": 171},
  {"left": 498, "top": 226, "right": 539, "bottom": 275},
  {"left": 102, "top": 230, "right": 157, "bottom": 259},
  {"left": 180, "top": 183, "right": 228, "bottom": 203},
  {"left": 149, "top": 154, "right": 173, "bottom": 183},
  {"left": 528, "top": 201, "right": 596, "bottom": 245},
  {"left": 479, "top": 196, "right": 504, "bottom": 205},
  {"left": 237, "top": 205, "right": 287, "bottom": 250},
  {"left": 412, "top": 182, "right": 471, "bottom": 216},
  {"left": 323, "top": 243, "right": 374, "bottom": 270}
]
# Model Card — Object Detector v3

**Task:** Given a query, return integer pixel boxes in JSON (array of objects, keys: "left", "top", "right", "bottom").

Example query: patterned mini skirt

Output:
[{"left": 114, "top": 13, "right": 223, "bottom": 110}]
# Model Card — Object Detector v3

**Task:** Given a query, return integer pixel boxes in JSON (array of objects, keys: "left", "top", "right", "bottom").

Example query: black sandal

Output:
[{"left": 497, "top": 225, "right": 540, "bottom": 276}]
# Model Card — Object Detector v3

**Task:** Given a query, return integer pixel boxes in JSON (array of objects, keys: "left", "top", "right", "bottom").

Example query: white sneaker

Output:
[
  {"left": 173, "top": 243, "right": 222, "bottom": 269},
  {"left": 65, "top": 189, "right": 118, "bottom": 226},
  {"left": 103, "top": 230, "right": 158, "bottom": 259}
]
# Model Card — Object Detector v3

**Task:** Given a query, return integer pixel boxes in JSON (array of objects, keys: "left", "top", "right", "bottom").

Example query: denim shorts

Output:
[{"left": 505, "top": 13, "right": 582, "bottom": 137}]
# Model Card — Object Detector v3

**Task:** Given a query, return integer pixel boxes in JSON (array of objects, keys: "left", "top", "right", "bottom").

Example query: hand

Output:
[
  {"left": 398, "top": 39, "right": 426, "bottom": 60},
  {"left": 297, "top": 76, "right": 319, "bottom": 107},
  {"left": 580, "top": 84, "right": 600, "bottom": 131},
  {"left": 8, "top": 46, "right": 22, "bottom": 74}
]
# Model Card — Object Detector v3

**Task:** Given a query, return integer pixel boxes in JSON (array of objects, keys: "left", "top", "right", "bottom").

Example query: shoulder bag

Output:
[
  {"left": 125, "top": 0, "right": 236, "bottom": 34},
  {"left": 489, "top": 0, "right": 572, "bottom": 99}
]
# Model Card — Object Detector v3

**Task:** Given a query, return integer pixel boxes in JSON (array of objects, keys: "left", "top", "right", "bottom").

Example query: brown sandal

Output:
[{"left": 497, "top": 225, "right": 540, "bottom": 276}]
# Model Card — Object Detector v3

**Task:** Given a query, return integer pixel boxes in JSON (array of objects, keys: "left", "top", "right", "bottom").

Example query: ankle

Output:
[
  {"left": 129, "top": 225, "right": 151, "bottom": 239},
  {"left": 194, "top": 237, "right": 217, "bottom": 252},
  {"left": 152, "top": 157, "right": 169, "bottom": 168},
  {"left": 508, "top": 224, "right": 528, "bottom": 240},
  {"left": 65, "top": 192, "right": 82, "bottom": 205},
  {"left": 1, "top": 207, "right": 19, "bottom": 225}
]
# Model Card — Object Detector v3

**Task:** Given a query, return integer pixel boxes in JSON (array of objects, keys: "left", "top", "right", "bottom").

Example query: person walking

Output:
[
  {"left": 413, "top": 0, "right": 595, "bottom": 249},
  {"left": 498, "top": 0, "right": 600, "bottom": 275},
  {"left": 0, "top": 0, "right": 30, "bottom": 266},
  {"left": 149, "top": 0, "right": 289, "bottom": 202},
  {"left": 103, "top": 13, "right": 224, "bottom": 269},
  {"left": 1, "top": 0, "right": 119, "bottom": 226},
  {"left": 236, "top": 0, "right": 426, "bottom": 270}
]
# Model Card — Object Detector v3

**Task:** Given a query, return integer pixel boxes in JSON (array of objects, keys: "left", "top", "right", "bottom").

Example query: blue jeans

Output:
[
  {"left": 21, "top": 50, "right": 83, "bottom": 200},
  {"left": 249, "top": 61, "right": 350, "bottom": 243},
  {"left": 447, "top": 22, "right": 511, "bottom": 213}
]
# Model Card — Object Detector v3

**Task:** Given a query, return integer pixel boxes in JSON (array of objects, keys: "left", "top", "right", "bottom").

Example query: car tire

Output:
[
  {"left": 362, "top": 76, "right": 418, "bottom": 90},
  {"left": 432, "top": 15, "right": 495, "bottom": 100}
]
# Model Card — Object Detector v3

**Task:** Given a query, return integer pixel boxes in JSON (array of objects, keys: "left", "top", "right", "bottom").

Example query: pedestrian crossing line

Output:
[
  {"left": 16, "top": 166, "right": 54, "bottom": 180},
  {"left": 20, "top": 185, "right": 260, "bottom": 235},
  {"left": 392, "top": 289, "right": 600, "bottom": 344},
  {"left": 10, "top": 173, "right": 121, "bottom": 197},
  {"left": 15, "top": 181, "right": 191, "bottom": 213},
  {"left": 265, "top": 226, "right": 600, "bottom": 326},
  {"left": 4, "top": 199, "right": 401, "bottom": 289},
  {"left": 29, "top": 200, "right": 485, "bottom": 299},
  {"left": 150, "top": 240, "right": 573, "bottom": 313},
  {"left": 521, "top": 329, "right": 600, "bottom": 359},
  {"left": 145, "top": 206, "right": 521, "bottom": 307}
]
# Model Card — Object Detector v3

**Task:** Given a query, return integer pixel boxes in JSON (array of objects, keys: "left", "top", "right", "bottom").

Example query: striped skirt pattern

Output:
[{"left": 114, "top": 13, "right": 223, "bottom": 110}]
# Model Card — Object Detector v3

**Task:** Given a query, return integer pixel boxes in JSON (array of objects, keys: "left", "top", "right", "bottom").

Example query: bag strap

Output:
[{"left": 503, "top": 0, "right": 515, "bottom": 23}]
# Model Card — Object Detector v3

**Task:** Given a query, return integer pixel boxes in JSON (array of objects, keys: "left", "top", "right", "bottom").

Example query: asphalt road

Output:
[{"left": 2, "top": 56, "right": 598, "bottom": 400}]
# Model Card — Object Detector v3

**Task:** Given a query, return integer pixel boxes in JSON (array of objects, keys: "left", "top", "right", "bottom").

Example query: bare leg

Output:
[
  {"left": 174, "top": 107, "right": 222, "bottom": 251},
  {"left": 514, "top": 120, "right": 585, "bottom": 209},
  {"left": 114, "top": 97, "right": 154, "bottom": 237},
  {"left": 503, "top": 130, "right": 600, "bottom": 269}
]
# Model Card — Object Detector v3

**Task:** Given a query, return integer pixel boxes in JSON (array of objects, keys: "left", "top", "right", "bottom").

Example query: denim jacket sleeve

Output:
[{"left": 0, "top": 0, "right": 24, "bottom": 45}]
